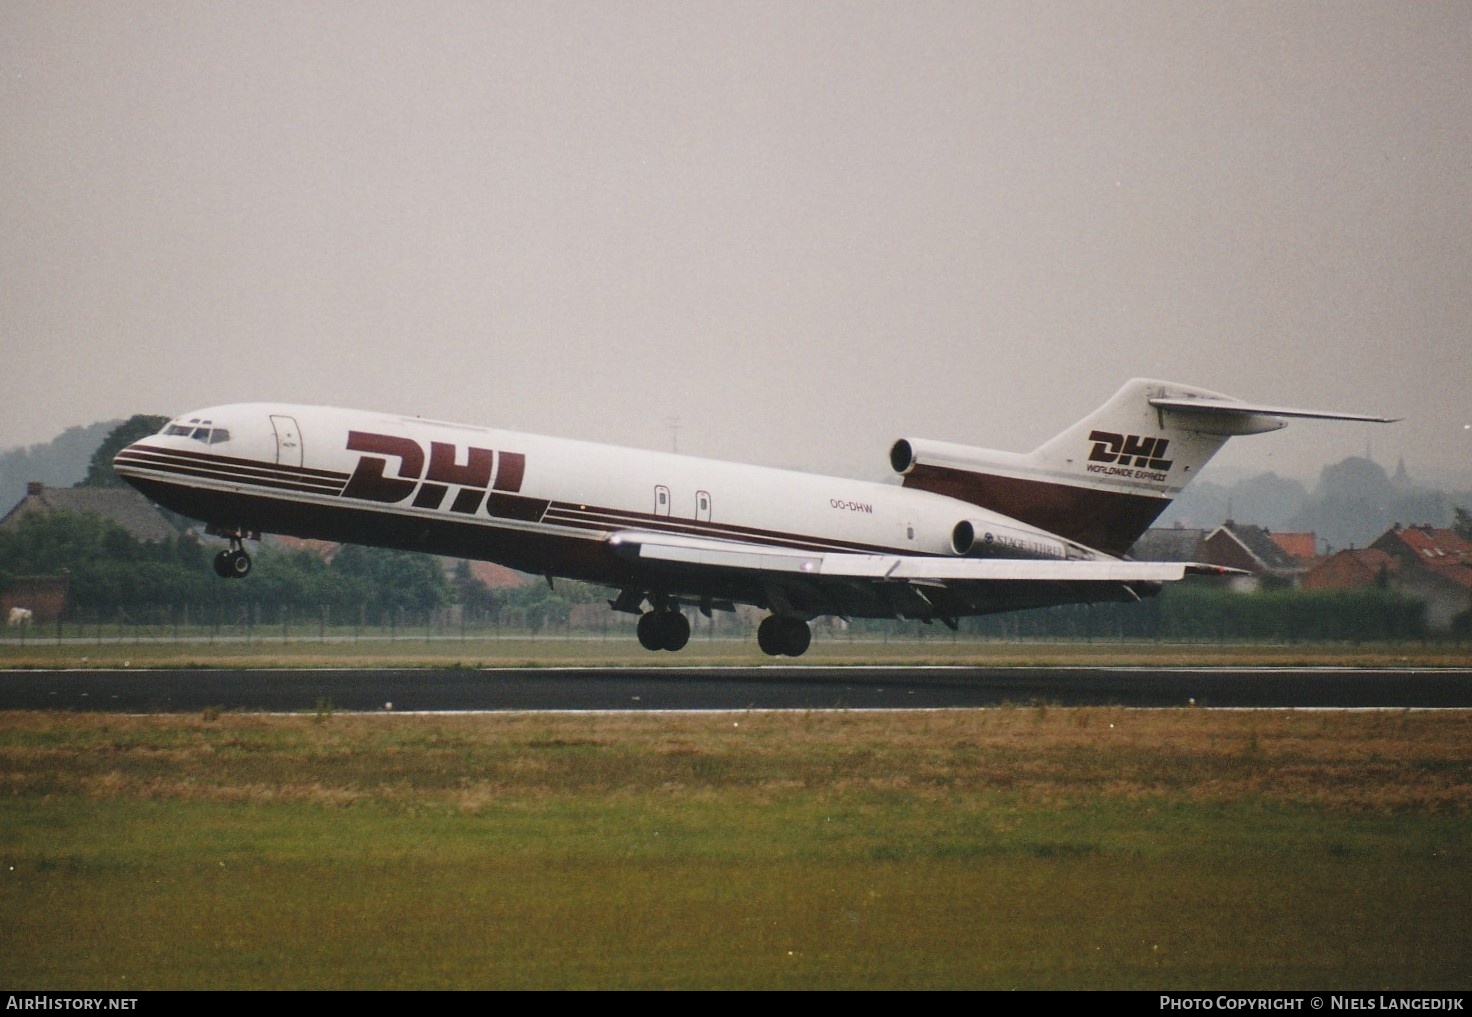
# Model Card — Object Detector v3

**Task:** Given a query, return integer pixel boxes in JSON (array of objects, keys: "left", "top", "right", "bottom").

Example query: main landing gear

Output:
[
  {"left": 637, "top": 607, "right": 691, "bottom": 652},
  {"left": 615, "top": 590, "right": 812, "bottom": 657},
  {"left": 757, "top": 615, "right": 811, "bottom": 658}
]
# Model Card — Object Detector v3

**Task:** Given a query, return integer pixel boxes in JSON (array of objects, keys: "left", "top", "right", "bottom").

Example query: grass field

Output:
[{"left": 2, "top": 706, "right": 1469, "bottom": 989}]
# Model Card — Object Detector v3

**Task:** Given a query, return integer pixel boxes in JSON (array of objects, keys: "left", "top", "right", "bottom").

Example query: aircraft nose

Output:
[
  {"left": 112, "top": 421, "right": 176, "bottom": 483},
  {"left": 112, "top": 439, "right": 150, "bottom": 483}
]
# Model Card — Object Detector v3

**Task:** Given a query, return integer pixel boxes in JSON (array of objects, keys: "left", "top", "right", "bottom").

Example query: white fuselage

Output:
[
  {"left": 111, "top": 379, "right": 1386, "bottom": 651},
  {"left": 114, "top": 403, "right": 1084, "bottom": 608}
]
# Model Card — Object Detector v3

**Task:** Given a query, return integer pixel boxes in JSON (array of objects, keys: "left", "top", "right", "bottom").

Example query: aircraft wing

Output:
[{"left": 606, "top": 530, "right": 1237, "bottom": 592}]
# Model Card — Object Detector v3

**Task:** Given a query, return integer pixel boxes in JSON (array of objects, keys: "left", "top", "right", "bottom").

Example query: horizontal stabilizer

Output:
[{"left": 1149, "top": 395, "right": 1397, "bottom": 426}]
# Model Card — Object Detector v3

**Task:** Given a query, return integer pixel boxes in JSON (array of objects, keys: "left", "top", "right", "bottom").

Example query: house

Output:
[
  {"left": 1202, "top": 521, "right": 1311, "bottom": 589},
  {"left": 1303, "top": 524, "right": 1472, "bottom": 631},
  {"left": 1371, "top": 525, "right": 1472, "bottom": 630},
  {"left": 0, "top": 482, "right": 179, "bottom": 624},
  {"left": 455, "top": 559, "right": 530, "bottom": 590},
  {"left": 1131, "top": 521, "right": 1318, "bottom": 588},
  {"left": 265, "top": 534, "right": 342, "bottom": 559},
  {"left": 1127, "top": 525, "right": 1209, "bottom": 564},
  {"left": 1371, "top": 523, "right": 1472, "bottom": 571},
  {"left": 1301, "top": 548, "right": 1400, "bottom": 591},
  {"left": 1265, "top": 531, "right": 1318, "bottom": 564},
  {"left": 0, "top": 481, "right": 177, "bottom": 543}
]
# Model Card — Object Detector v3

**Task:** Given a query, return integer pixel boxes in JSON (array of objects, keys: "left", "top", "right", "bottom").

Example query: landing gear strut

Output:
[
  {"left": 637, "top": 607, "right": 691, "bottom": 652},
  {"left": 757, "top": 615, "right": 811, "bottom": 657}
]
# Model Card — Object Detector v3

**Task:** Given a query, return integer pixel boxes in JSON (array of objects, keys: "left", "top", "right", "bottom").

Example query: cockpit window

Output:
[{"left": 164, "top": 418, "right": 230, "bottom": 445}]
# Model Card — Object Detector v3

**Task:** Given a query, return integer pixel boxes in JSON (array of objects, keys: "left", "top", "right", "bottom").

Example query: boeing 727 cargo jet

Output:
[{"left": 113, "top": 379, "right": 1392, "bottom": 656}]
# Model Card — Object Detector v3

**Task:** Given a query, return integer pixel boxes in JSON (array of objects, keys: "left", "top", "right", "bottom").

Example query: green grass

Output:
[
  {"left": 2, "top": 709, "right": 1469, "bottom": 988},
  {"left": 5, "top": 799, "right": 1466, "bottom": 989}
]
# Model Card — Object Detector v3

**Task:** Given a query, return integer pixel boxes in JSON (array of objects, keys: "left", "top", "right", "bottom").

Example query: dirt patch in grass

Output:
[{"left": 3, "top": 708, "right": 1468, "bottom": 812}]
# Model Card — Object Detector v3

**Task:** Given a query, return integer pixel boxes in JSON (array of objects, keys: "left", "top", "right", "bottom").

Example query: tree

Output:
[
  {"left": 330, "top": 545, "right": 450, "bottom": 622},
  {"left": 518, "top": 584, "right": 569, "bottom": 634},
  {"left": 1454, "top": 506, "right": 1472, "bottom": 541},
  {"left": 453, "top": 560, "right": 502, "bottom": 622},
  {"left": 82, "top": 415, "right": 170, "bottom": 488},
  {"left": 0, "top": 510, "right": 217, "bottom": 610}
]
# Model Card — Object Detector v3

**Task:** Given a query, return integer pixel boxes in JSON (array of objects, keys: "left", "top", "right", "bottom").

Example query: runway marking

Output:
[
  {"left": 97, "top": 706, "right": 1472, "bottom": 717},
  {"left": 6, "top": 665, "right": 1472, "bottom": 675}
]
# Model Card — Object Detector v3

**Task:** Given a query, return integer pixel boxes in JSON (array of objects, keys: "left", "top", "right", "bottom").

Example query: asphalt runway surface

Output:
[{"left": 1, "top": 666, "right": 1470, "bottom": 712}]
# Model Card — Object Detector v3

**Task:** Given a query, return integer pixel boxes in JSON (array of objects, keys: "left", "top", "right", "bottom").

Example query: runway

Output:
[{"left": 2, "top": 665, "right": 1470, "bottom": 712}]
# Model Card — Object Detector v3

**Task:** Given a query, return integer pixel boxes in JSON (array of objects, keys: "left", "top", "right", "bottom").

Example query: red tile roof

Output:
[
  {"left": 462, "top": 559, "right": 531, "bottom": 589},
  {"left": 1267, "top": 532, "right": 1318, "bottom": 563},
  {"left": 1381, "top": 525, "right": 1472, "bottom": 562},
  {"left": 1301, "top": 548, "right": 1399, "bottom": 590},
  {"left": 1370, "top": 526, "right": 1472, "bottom": 592}
]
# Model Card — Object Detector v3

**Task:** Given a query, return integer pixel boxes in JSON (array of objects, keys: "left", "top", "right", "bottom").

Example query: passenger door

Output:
[{"left": 271, "top": 415, "right": 303, "bottom": 467}]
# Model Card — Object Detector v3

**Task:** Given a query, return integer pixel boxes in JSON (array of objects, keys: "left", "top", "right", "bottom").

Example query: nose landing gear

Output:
[
  {"left": 208, "top": 528, "right": 256, "bottom": 579},
  {"left": 212, "top": 545, "right": 252, "bottom": 579}
]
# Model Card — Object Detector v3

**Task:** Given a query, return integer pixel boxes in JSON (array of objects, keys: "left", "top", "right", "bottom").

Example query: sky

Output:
[{"left": 3, "top": 1, "right": 1469, "bottom": 487}]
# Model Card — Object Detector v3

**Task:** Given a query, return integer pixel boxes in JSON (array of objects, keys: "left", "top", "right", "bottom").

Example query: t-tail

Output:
[{"left": 889, "top": 378, "right": 1396, "bottom": 557}]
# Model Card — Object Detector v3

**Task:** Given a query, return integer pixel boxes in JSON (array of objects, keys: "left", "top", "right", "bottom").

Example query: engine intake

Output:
[
  {"left": 951, "top": 519, "right": 1070, "bottom": 560},
  {"left": 889, "top": 436, "right": 1014, "bottom": 476}
]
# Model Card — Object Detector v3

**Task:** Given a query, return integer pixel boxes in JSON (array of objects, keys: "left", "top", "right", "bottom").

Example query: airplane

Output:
[{"left": 112, "top": 378, "right": 1393, "bottom": 656}]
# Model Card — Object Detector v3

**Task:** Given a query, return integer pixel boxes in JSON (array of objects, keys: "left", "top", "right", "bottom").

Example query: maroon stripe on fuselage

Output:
[
  {"left": 484, "top": 493, "right": 550, "bottom": 522},
  {"left": 115, "top": 447, "right": 349, "bottom": 496},
  {"left": 122, "top": 476, "right": 819, "bottom": 610},
  {"left": 118, "top": 444, "right": 349, "bottom": 482},
  {"left": 123, "top": 475, "right": 629, "bottom": 582},
  {"left": 126, "top": 450, "right": 910, "bottom": 561},
  {"left": 901, "top": 465, "right": 1170, "bottom": 556}
]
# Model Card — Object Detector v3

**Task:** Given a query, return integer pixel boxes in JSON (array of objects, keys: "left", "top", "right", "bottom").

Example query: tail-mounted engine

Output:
[{"left": 950, "top": 518, "right": 1093, "bottom": 561}]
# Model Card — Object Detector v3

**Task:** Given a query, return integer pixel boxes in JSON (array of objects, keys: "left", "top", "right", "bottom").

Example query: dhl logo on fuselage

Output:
[{"left": 342, "top": 431, "right": 526, "bottom": 515}]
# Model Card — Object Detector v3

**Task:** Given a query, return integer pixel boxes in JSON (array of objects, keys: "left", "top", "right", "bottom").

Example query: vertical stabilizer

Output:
[{"left": 891, "top": 379, "right": 1392, "bottom": 556}]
